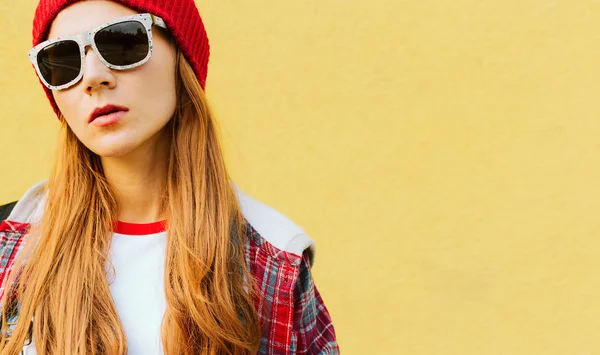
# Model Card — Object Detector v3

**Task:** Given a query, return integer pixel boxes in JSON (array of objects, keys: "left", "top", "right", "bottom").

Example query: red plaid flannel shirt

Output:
[{"left": 0, "top": 218, "right": 339, "bottom": 354}]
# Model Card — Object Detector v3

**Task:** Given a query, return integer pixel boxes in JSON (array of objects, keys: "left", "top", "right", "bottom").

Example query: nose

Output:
[{"left": 81, "top": 47, "right": 116, "bottom": 95}]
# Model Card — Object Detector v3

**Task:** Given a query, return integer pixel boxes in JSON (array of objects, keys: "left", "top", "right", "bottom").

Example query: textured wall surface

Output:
[{"left": 3, "top": 0, "right": 600, "bottom": 353}]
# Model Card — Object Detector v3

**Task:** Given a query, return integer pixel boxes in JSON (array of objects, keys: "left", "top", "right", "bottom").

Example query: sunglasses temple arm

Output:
[{"left": 151, "top": 15, "right": 167, "bottom": 29}]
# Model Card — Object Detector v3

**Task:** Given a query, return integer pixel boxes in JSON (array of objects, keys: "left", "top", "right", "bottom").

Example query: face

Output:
[{"left": 48, "top": 0, "right": 177, "bottom": 158}]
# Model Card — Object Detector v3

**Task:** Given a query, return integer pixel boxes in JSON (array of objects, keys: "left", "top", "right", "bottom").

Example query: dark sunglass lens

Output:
[
  {"left": 95, "top": 21, "right": 149, "bottom": 66},
  {"left": 37, "top": 40, "right": 81, "bottom": 87}
]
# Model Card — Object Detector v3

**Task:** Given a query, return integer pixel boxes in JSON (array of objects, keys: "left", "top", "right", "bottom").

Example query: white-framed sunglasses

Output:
[{"left": 28, "top": 13, "right": 167, "bottom": 91}]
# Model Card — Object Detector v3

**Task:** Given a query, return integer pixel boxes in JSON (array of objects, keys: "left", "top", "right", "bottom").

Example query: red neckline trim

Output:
[{"left": 113, "top": 220, "right": 167, "bottom": 235}]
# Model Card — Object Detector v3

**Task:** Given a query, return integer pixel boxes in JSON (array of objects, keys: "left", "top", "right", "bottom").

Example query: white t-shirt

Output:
[
  {"left": 24, "top": 220, "right": 169, "bottom": 355},
  {"left": 107, "top": 220, "right": 169, "bottom": 354}
]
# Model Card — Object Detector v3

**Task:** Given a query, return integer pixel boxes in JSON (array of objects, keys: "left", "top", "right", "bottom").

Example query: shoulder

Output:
[
  {"left": 1, "top": 180, "right": 47, "bottom": 226},
  {"left": 0, "top": 180, "right": 47, "bottom": 234},
  {"left": 0, "top": 181, "right": 43, "bottom": 258},
  {"left": 1, "top": 180, "right": 318, "bottom": 261},
  {"left": 232, "top": 184, "right": 315, "bottom": 264}
]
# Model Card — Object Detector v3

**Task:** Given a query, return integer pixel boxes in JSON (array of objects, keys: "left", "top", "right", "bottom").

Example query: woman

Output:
[{"left": 0, "top": 0, "right": 338, "bottom": 354}]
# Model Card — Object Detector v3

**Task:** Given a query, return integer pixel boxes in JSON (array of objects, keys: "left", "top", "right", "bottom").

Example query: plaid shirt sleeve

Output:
[
  {"left": 0, "top": 221, "right": 28, "bottom": 302},
  {"left": 291, "top": 251, "right": 339, "bottom": 354},
  {"left": 246, "top": 222, "right": 339, "bottom": 354}
]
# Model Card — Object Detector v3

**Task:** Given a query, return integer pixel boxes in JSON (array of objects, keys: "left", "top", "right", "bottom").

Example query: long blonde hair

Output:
[{"left": 0, "top": 47, "right": 261, "bottom": 354}]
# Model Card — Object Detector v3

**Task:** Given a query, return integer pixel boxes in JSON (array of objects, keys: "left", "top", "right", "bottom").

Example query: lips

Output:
[{"left": 89, "top": 105, "right": 129, "bottom": 123}]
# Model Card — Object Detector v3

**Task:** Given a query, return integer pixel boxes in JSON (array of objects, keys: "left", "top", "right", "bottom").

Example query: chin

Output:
[{"left": 88, "top": 142, "right": 138, "bottom": 158}]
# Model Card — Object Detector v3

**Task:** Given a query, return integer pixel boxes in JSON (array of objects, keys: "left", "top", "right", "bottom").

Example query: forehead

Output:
[{"left": 47, "top": 0, "right": 139, "bottom": 39}]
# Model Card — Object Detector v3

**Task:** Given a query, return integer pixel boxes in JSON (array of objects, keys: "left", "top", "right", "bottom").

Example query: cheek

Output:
[
  {"left": 147, "top": 67, "right": 176, "bottom": 106},
  {"left": 131, "top": 75, "right": 176, "bottom": 127},
  {"left": 52, "top": 90, "right": 89, "bottom": 132},
  {"left": 136, "top": 53, "right": 177, "bottom": 121},
  {"left": 53, "top": 90, "right": 79, "bottom": 118}
]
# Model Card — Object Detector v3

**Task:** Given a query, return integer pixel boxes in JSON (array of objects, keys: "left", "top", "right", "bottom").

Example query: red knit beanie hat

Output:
[{"left": 32, "top": 0, "right": 210, "bottom": 116}]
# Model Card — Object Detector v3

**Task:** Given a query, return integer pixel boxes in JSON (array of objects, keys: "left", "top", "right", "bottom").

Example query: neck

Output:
[{"left": 101, "top": 135, "right": 170, "bottom": 224}]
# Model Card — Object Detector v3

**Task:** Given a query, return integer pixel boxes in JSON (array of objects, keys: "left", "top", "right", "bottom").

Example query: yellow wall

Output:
[{"left": 3, "top": 0, "right": 600, "bottom": 353}]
